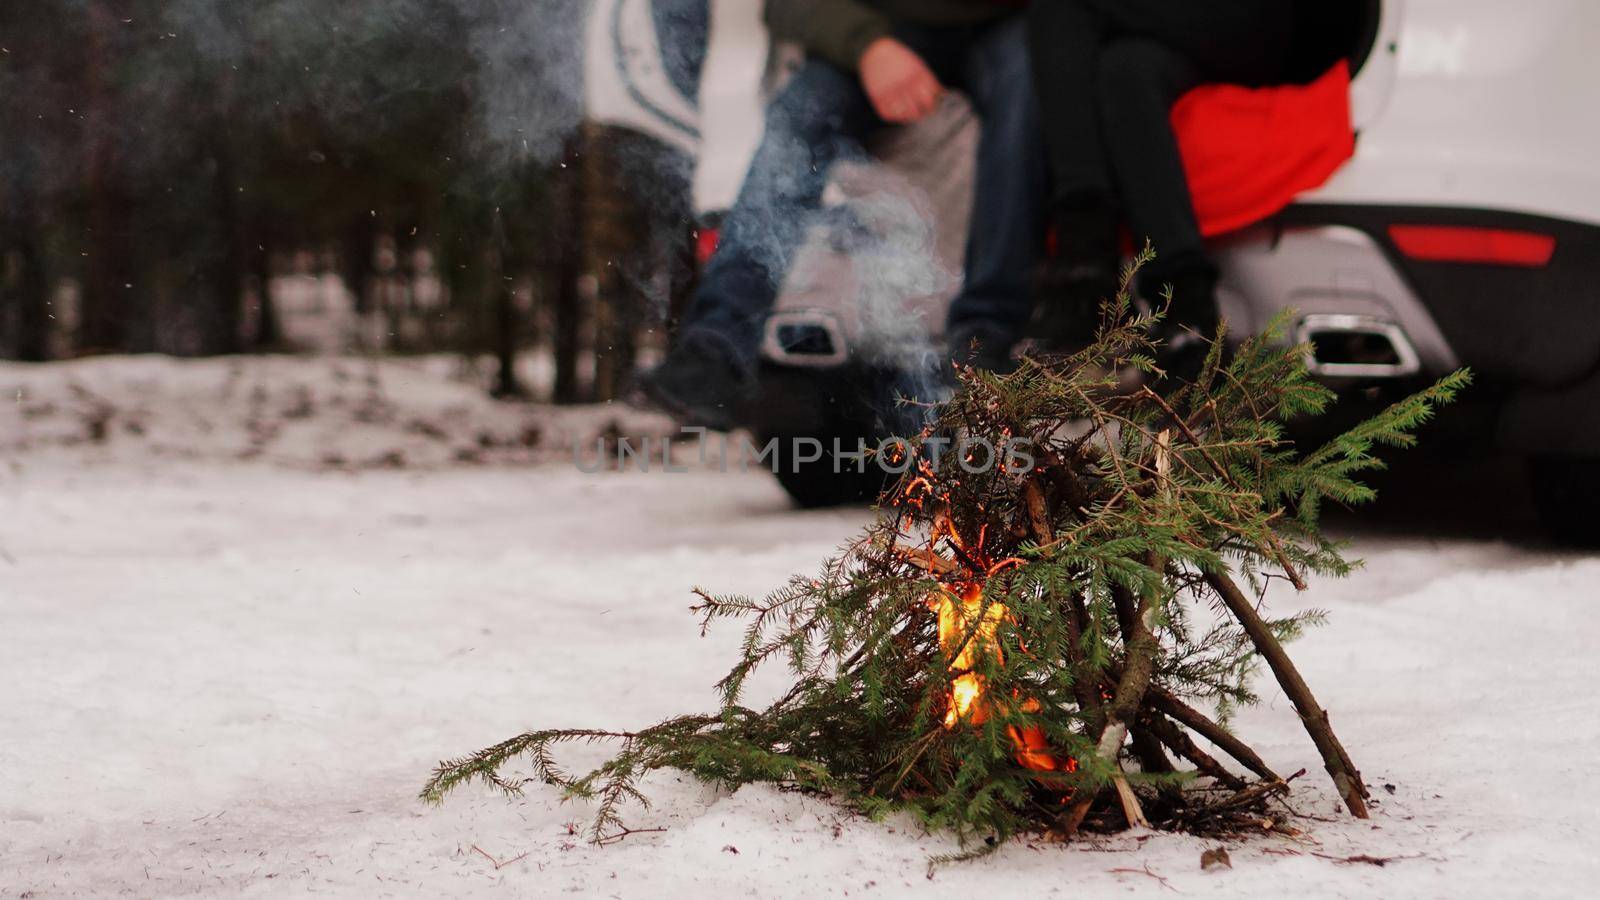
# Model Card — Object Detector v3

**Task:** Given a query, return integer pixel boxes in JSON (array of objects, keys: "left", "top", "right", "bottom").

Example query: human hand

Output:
[{"left": 859, "top": 37, "right": 944, "bottom": 124}]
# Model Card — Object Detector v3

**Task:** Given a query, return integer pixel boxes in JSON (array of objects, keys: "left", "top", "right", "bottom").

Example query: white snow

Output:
[{"left": 2, "top": 355, "right": 1598, "bottom": 897}]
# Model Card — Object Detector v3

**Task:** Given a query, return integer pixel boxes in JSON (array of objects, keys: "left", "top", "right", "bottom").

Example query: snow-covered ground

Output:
[{"left": 2, "top": 355, "right": 1598, "bottom": 898}]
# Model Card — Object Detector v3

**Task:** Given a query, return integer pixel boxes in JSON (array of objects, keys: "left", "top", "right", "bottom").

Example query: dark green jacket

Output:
[{"left": 764, "top": 0, "right": 1017, "bottom": 72}]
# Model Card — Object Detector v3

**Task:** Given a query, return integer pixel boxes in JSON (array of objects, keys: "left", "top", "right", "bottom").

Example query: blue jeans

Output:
[{"left": 679, "top": 16, "right": 1047, "bottom": 373}]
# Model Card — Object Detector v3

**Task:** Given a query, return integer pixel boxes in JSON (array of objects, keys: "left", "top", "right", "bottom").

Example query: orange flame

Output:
[
  {"left": 913, "top": 504, "right": 1072, "bottom": 774},
  {"left": 931, "top": 582, "right": 1002, "bottom": 728},
  {"left": 929, "top": 582, "right": 1069, "bottom": 773}
]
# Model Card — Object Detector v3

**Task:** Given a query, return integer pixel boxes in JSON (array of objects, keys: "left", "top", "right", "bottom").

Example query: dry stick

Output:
[
  {"left": 1169, "top": 787, "right": 1286, "bottom": 836},
  {"left": 470, "top": 845, "right": 532, "bottom": 869},
  {"left": 1100, "top": 586, "right": 1158, "bottom": 829},
  {"left": 1062, "top": 592, "right": 1108, "bottom": 737},
  {"left": 1108, "top": 571, "right": 1179, "bottom": 795},
  {"left": 1148, "top": 688, "right": 1281, "bottom": 784},
  {"left": 1128, "top": 721, "right": 1185, "bottom": 811},
  {"left": 1140, "top": 385, "right": 1308, "bottom": 591},
  {"left": 1071, "top": 431, "right": 1180, "bottom": 829},
  {"left": 1203, "top": 568, "right": 1369, "bottom": 818},
  {"left": 892, "top": 545, "right": 961, "bottom": 578},
  {"left": 1062, "top": 433, "right": 1174, "bottom": 833},
  {"left": 1189, "top": 777, "right": 1290, "bottom": 820},
  {"left": 1107, "top": 864, "right": 1177, "bottom": 892},
  {"left": 1101, "top": 434, "right": 1181, "bottom": 825},
  {"left": 1141, "top": 711, "right": 1246, "bottom": 791},
  {"left": 1023, "top": 476, "right": 1107, "bottom": 737},
  {"left": 1129, "top": 726, "right": 1177, "bottom": 779},
  {"left": 1023, "top": 478, "right": 1054, "bottom": 544},
  {"left": 593, "top": 826, "right": 667, "bottom": 847}
]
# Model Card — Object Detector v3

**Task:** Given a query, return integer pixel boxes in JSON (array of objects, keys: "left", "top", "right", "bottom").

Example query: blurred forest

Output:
[{"left": 0, "top": 0, "right": 696, "bottom": 402}]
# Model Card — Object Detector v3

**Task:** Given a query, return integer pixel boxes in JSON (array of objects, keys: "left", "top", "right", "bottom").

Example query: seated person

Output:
[
  {"left": 640, "top": 0, "right": 1047, "bottom": 429},
  {"left": 1027, "top": 0, "right": 1362, "bottom": 370}
]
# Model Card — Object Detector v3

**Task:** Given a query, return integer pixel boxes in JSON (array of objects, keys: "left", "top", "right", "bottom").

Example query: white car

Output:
[{"left": 589, "top": 0, "right": 1600, "bottom": 537}]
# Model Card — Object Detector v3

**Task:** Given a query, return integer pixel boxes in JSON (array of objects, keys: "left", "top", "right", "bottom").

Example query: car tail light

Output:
[
  {"left": 694, "top": 226, "right": 721, "bottom": 268},
  {"left": 1387, "top": 224, "right": 1556, "bottom": 268}
]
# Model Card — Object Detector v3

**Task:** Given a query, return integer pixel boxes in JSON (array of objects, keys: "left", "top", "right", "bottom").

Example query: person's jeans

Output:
[
  {"left": 1028, "top": 0, "right": 1293, "bottom": 282},
  {"left": 678, "top": 15, "right": 1046, "bottom": 374}
]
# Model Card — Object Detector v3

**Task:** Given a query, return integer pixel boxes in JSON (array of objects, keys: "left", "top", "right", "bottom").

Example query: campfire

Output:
[{"left": 423, "top": 288, "right": 1467, "bottom": 851}]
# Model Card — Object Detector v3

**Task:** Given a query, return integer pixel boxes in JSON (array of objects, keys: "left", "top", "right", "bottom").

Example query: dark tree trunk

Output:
[
  {"left": 342, "top": 218, "right": 377, "bottom": 317},
  {"left": 592, "top": 274, "right": 639, "bottom": 403},
  {"left": 250, "top": 243, "right": 281, "bottom": 350},
  {"left": 78, "top": 0, "right": 136, "bottom": 354},
  {"left": 586, "top": 126, "right": 625, "bottom": 403},
  {"left": 489, "top": 210, "right": 526, "bottom": 399},
  {"left": 207, "top": 133, "right": 246, "bottom": 354},
  {"left": 1, "top": 159, "right": 54, "bottom": 361},
  {"left": 491, "top": 279, "right": 524, "bottom": 398},
  {"left": 552, "top": 132, "right": 587, "bottom": 404},
  {"left": 10, "top": 235, "right": 52, "bottom": 362}
]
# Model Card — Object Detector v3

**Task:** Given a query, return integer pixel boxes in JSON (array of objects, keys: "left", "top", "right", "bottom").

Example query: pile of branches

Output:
[{"left": 422, "top": 278, "right": 1468, "bottom": 853}]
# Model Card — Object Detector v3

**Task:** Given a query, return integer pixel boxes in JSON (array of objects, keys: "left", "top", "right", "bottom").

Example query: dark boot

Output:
[
  {"left": 1146, "top": 266, "right": 1222, "bottom": 385},
  {"left": 946, "top": 323, "right": 1018, "bottom": 376},
  {"left": 634, "top": 333, "right": 756, "bottom": 431},
  {"left": 1032, "top": 199, "right": 1121, "bottom": 353}
]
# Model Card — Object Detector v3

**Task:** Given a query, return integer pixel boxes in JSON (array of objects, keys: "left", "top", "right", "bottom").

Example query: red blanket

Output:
[{"left": 1172, "top": 61, "right": 1355, "bottom": 237}]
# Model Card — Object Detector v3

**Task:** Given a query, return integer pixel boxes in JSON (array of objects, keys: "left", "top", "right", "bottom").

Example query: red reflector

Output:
[
  {"left": 694, "top": 226, "right": 721, "bottom": 267},
  {"left": 1388, "top": 224, "right": 1556, "bottom": 268}
]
